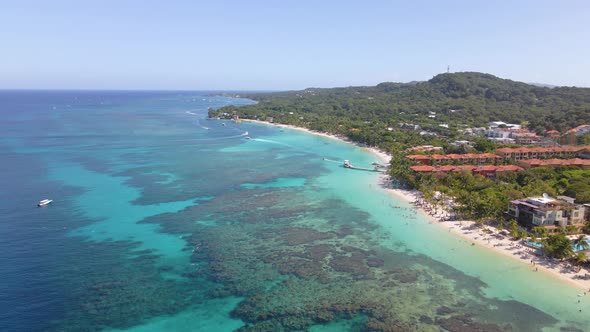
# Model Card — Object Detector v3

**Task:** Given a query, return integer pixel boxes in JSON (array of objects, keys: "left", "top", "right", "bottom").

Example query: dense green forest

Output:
[{"left": 211, "top": 72, "right": 590, "bottom": 153}]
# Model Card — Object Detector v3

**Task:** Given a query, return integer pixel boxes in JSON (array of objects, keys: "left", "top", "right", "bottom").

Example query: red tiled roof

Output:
[
  {"left": 431, "top": 154, "right": 449, "bottom": 160},
  {"left": 479, "top": 153, "right": 501, "bottom": 159},
  {"left": 519, "top": 158, "right": 590, "bottom": 167},
  {"left": 495, "top": 146, "right": 590, "bottom": 154},
  {"left": 547, "top": 158, "right": 568, "bottom": 165},
  {"left": 495, "top": 148, "right": 514, "bottom": 153},
  {"left": 565, "top": 125, "right": 590, "bottom": 135},
  {"left": 497, "top": 165, "right": 524, "bottom": 172},
  {"left": 570, "top": 158, "right": 588, "bottom": 166},
  {"left": 438, "top": 165, "right": 457, "bottom": 172},
  {"left": 409, "top": 164, "right": 525, "bottom": 173},
  {"left": 406, "top": 155, "right": 431, "bottom": 160},
  {"left": 445, "top": 153, "right": 464, "bottom": 159},
  {"left": 475, "top": 165, "right": 498, "bottom": 172},
  {"left": 520, "top": 159, "right": 545, "bottom": 166},
  {"left": 410, "top": 165, "right": 436, "bottom": 172},
  {"left": 455, "top": 165, "right": 477, "bottom": 171}
]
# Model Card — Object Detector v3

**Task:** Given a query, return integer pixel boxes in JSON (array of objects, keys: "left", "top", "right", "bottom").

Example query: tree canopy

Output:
[{"left": 211, "top": 72, "right": 590, "bottom": 154}]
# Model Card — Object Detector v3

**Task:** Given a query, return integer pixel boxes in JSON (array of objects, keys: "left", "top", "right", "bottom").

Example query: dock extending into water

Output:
[
  {"left": 341, "top": 159, "right": 386, "bottom": 173},
  {"left": 347, "top": 165, "right": 382, "bottom": 172}
]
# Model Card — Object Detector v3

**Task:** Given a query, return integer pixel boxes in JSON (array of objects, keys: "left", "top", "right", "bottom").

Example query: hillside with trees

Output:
[{"left": 211, "top": 72, "right": 590, "bottom": 153}]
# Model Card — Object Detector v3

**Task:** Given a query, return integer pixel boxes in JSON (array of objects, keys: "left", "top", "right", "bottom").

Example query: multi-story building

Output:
[
  {"left": 507, "top": 195, "right": 587, "bottom": 232},
  {"left": 409, "top": 164, "right": 523, "bottom": 177},
  {"left": 518, "top": 158, "right": 590, "bottom": 169},
  {"left": 495, "top": 146, "right": 590, "bottom": 161},
  {"left": 486, "top": 128, "right": 540, "bottom": 145},
  {"left": 406, "top": 153, "right": 501, "bottom": 166}
]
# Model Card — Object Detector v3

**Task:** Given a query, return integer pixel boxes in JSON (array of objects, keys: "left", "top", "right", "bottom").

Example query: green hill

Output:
[{"left": 211, "top": 72, "right": 590, "bottom": 150}]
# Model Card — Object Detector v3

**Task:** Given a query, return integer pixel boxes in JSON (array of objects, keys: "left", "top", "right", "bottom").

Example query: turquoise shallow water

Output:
[{"left": 1, "top": 91, "right": 589, "bottom": 332}]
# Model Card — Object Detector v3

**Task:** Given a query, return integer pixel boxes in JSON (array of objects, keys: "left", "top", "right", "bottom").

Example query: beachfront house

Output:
[{"left": 507, "top": 195, "right": 587, "bottom": 233}]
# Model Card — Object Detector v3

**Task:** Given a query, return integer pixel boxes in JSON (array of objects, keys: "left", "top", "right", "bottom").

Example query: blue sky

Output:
[{"left": 1, "top": 0, "right": 589, "bottom": 90}]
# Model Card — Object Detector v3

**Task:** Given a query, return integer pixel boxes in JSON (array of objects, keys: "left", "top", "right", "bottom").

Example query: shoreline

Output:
[
  {"left": 380, "top": 182, "right": 590, "bottom": 291},
  {"left": 242, "top": 118, "right": 590, "bottom": 291},
  {"left": 241, "top": 119, "right": 391, "bottom": 164}
]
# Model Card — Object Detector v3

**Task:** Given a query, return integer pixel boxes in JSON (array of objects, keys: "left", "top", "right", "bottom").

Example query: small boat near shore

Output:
[{"left": 38, "top": 199, "right": 53, "bottom": 207}]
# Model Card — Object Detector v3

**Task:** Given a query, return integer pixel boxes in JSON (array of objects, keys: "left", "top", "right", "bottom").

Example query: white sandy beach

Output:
[
  {"left": 242, "top": 119, "right": 391, "bottom": 164},
  {"left": 381, "top": 182, "right": 590, "bottom": 291},
  {"left": 244, "top": 118, "right": 590, "bottom": 291}
]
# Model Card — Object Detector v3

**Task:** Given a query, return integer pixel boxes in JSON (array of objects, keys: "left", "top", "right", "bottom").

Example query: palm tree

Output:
[
  {"left": 508, "top": 220, "right": 519, "bottom": 239},
  {"left": 573, "top": 251, "right": 588, "bottom": 273},
  {"left": 532, "top": 226, "right": 548, "bottom": 239},
  {"left": 565, "top": 224, "right": 578, "bottom": 235},
  {"left": 542, "top": 233, "right": 573, "bottom": 260},
  {"left": 573, "top": 235, "right": 590, "bottom": 252}
]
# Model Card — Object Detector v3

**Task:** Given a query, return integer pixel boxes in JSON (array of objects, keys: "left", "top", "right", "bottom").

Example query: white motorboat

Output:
[{"left": 38, "top": 199, "right": 53, "bottom": 207}]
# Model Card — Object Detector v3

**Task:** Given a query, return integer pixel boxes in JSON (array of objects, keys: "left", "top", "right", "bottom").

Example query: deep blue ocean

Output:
[{"left": 1, "top": 91, "right": 589, "bottom": 332}]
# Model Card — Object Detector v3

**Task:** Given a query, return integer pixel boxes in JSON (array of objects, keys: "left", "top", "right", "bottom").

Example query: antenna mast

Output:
[{"left": 447, "top": 65, "right": 450, "bottom": 73}]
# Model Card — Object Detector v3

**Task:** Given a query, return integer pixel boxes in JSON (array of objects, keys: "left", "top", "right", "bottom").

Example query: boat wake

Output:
[
  {"left": 186, "top": 111, "right": 211, "bottom": 130},
  {"left": 322, "top": 158, "right": 343, "bottom": 163},
  {"left": 250, "top": 138, "right": 292, "bottom": 147},
  {"left": 215, "top": 131, "right": 249, "bottom": 140}
]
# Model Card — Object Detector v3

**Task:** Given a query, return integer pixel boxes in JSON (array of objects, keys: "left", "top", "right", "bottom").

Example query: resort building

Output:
[
  {"left": 512, "top": 131, "right": 541, "bottom": 145},
  {"left": 406, "top": 153, "right": 501, "bottom": 166},
  {"left": 507, "top": 196, "right": 588, "bottom": 232},
  {"left": 486, "top": 128, "right": 541, "bottom": 145},
  {"left": 409, "top": 164, "right": 523, "bottom": 177},
  {"left": 495, "top": 146, "right": 590, "bottom": 161},
  {"left": 518, "top": 158, "right": 590, "bottom": 169}
]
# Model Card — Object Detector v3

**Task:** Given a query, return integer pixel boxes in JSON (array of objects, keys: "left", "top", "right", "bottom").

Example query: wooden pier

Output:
[
  {"left": 347, "top": 165, "right": 383, "bottom": 172},
  {"left": 343, "top": 160, "right": 385, "bottom": 173}
]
